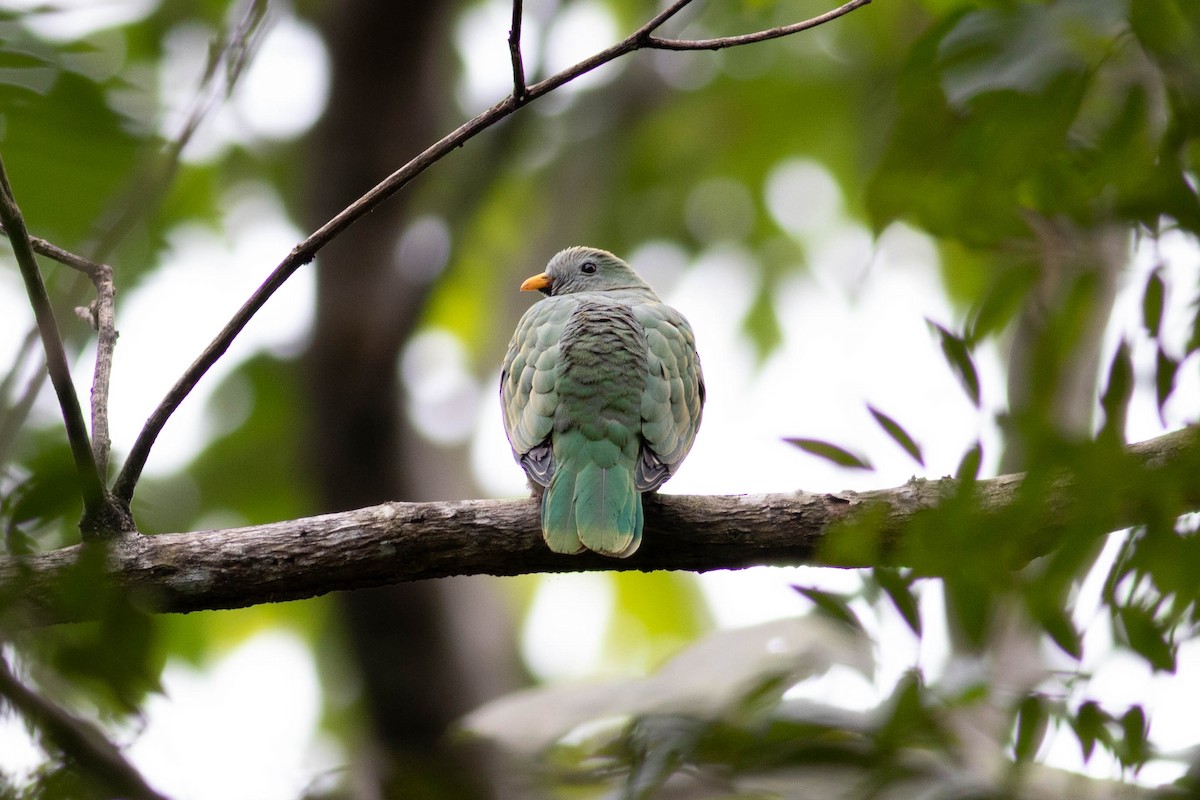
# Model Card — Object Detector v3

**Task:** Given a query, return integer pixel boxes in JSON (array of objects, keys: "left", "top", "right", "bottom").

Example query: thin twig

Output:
[
  {"left": 0, "top": 227, "right": 120, "bottom": 479},
  {"left": 522, "top": 0, "right": 697, "bottom": 98},
  {"left": 0, "top": 328, "right": 42, "bottom": 467},
  {"left": 645, "top": 0, "right": 873, "bottom": 50},
  {"left": 509, "top": 0, "right": 527, "bottom": 101},
  {"left": 0, "top": 155, "right": 106, "bottom": 522},
  {"left": 0, "top": 242, "right": 94, "bottom": 474},
  {"left": 86, "top": 264, "right": 118, "bottom": 479},
  {"left": 0, "top": 224, "right": 110, "bottom": 276},
  {"left": 0, "top": 7, "right": 261, "bottom": 486},
  {"left": 0, "top": 653, "right": 167, "bottom": 800},
  {"left": 112, "top": 0, "right": 869, "bottom": 502}
]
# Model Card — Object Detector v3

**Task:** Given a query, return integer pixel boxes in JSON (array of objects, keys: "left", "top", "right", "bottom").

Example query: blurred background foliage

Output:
[{"left": 1, "top": 0, "right": 1199, "bottom": 798}]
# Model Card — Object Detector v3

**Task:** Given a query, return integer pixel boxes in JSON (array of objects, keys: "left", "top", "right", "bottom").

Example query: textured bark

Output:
[{"left": 3, "top": 426, "right": 1196, "bottom": 626}]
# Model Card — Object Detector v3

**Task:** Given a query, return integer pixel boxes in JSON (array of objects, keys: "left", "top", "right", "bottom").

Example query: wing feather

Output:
[
  {"left": 632, "top": 302, "right": 704, "bottom": 491},
  {"left": 501, "top": 297, "right": 577, "bottom": 484}
]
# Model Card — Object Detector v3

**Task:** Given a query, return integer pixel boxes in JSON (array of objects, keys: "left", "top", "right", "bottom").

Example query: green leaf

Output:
[
  {"left": 943, "top": 575, "right": 992, "bottom": 650},
  {"left": 1034, "top": 606, "right": 1083, "bottom": 660},
  {"left": 867, "top": 405, "right": 924, "bottom": 466},
  {"left": 1130, "top": 0, "right": 1196, "bottom": 62},
  {"left": 1013, "top": 694, "right": 1049, "bottom": 763},
  {"left": 1118, "top": 705, "right": 1150, "bottom": 770},
  {"left": 1188, "top": 300, "right": 1200, "bottom": 356},
  {"left": 23, "top": 546, "right": 163, "bottom": 714},
  {"left": 875, "top": 671, "right": 948, "bottom": 754},
  {"left": 1130, "top": 0, "right": 1200, "bottom": 144},
  {"left": 1071, "top": 701, "right": 1112, "bottom": 763},
  {"left": 955, "top": 441, "right": 983, "bottom": 483},
  {"left": 1142, "top": 268, "right": 1166, "bottom": 338},
  {"left": 791, "top": 586, "right": 864, "bottom": 634},
  {"left": 872, "top": 568, "right": 922, "bottom": 636},
  {"left": 0, "top": 70, "right": 143, "bottom": 247},
  {"left": 965, "top": 263, "right": 1037, "bottom": 343},
  {"left": 2, "top": 432, "right": 82, "bottom": 549},
  {"left": 784, "top": 438, "right": 873, "bottom": 470},
  {"left": 1099, "top": 341, "right": 1133, "bottom": 443},
  {"left": 928, "top": 321, "right": 981, "bottom": 407},
  {"left": 1154, "top": 346, "right": 1179, "bottom": 421},
  {"left": 1116, "top": 605, "right": 1176, "bottom": 672}
]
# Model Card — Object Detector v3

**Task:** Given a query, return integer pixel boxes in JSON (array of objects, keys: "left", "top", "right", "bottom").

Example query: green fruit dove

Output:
[{"left": 501, "top": 246, "right": 705, "bottom": 558}]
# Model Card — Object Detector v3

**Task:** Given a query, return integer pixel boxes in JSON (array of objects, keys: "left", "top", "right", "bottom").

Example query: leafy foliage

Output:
[{"left": 2, "top": 0, "right": 1200, "bottom": 796}]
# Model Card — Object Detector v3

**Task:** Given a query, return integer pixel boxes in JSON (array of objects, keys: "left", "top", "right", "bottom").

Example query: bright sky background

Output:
[{"left": 2, "top": 1, "right": 1200, "bottom": 797}]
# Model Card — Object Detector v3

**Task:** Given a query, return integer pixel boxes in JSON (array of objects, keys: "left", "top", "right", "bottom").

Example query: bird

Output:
[{"left": 501, "top": 246, "right": 705, "bottom": 558}]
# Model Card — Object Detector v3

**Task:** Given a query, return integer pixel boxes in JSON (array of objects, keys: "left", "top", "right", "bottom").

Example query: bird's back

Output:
[{"left": 501, "top": 247, "right": 705, "bottom": 557}]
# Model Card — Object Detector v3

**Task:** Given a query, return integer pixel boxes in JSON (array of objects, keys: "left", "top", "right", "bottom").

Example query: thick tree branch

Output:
[
  {"left": 6, "top": 428, "right": 1198, "bottom": 627},
  {"left": 111, "top": 0, "right": 870, "bottom": 504}
]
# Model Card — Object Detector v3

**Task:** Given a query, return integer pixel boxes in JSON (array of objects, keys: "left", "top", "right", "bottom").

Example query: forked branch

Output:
[
  {"left": 0, "top": 228, "right": 121, "bottom": 479},
  {"left": 509, "top": 0, "right": 528, "bottom": 101},
  {"left": 0, "top": 155, "right": 108, "bottom": 529}
]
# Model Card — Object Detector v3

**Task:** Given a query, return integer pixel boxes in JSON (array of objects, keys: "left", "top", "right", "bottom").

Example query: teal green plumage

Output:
[{"left": 501, "top": 246, "right": 705, "bottom": 558}]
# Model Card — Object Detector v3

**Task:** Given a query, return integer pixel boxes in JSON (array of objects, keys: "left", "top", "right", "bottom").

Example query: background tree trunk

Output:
[{"left": 302, "top": 2, "right": 521, "bottom": 796}]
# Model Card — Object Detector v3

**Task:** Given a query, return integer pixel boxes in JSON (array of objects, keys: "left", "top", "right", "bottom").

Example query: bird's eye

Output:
[{"left": 581, "top": 261, "right": 597, "bottom": 274}]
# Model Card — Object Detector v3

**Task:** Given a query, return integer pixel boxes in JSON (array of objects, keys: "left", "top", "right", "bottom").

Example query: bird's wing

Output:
[
  {"left": 633, "top": 301, "right": 705, "bottom": 491},
  {"left": 500, "top": 296, "right": 577, "bottom": 484}
]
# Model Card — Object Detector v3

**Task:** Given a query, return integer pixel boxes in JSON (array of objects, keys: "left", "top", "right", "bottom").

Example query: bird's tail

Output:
[{"left": 542, "top": 461, "right": 642, "bottom": 558}]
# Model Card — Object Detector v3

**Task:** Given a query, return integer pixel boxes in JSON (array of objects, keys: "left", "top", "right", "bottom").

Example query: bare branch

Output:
[
  {"left": 0, "top": 229, "right": 121, "bottom": 482},
  {"left": 0, "top": 7, "right": 267, "bottom": 491},
  {"left": 14, "top": 428, "right": 1200, "bottom": 627},
  {"left": 0, "top": 155, "right": 106, "bottom": 524},
  {"left": 0, "top": 225, "right": 111, "bottom": 277},
  {"left": 521, "top": 0, "right": 696, "bottom": 98},
  {"left": 509, "top": 0, "right": 527, "bottom": 100},
  {"left": 85, "top": 263, "right": 118, "bottom": 479},
  {"left": 0, "top": 653, "right": 167, "bottom": 800},
  {"left": 111, "top": 0, "right": 869, "bottom": 503},
  {"left": 645, "top": 0, "right": 873, "bottom": 51}
]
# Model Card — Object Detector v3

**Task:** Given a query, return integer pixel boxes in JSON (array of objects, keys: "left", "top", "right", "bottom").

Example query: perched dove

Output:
[{"left": 501, "top": 246, "right": 705, "bottom": 557}]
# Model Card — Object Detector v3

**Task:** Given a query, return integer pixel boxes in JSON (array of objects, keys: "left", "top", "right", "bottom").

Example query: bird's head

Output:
[{"left": 520, "top": 246, "right": 651, "bottom": 296}]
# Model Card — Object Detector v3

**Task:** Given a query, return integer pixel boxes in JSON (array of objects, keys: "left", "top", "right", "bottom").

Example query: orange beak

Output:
[{"left": 520, "top": 272, "right": 552, "bottom": 292}]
